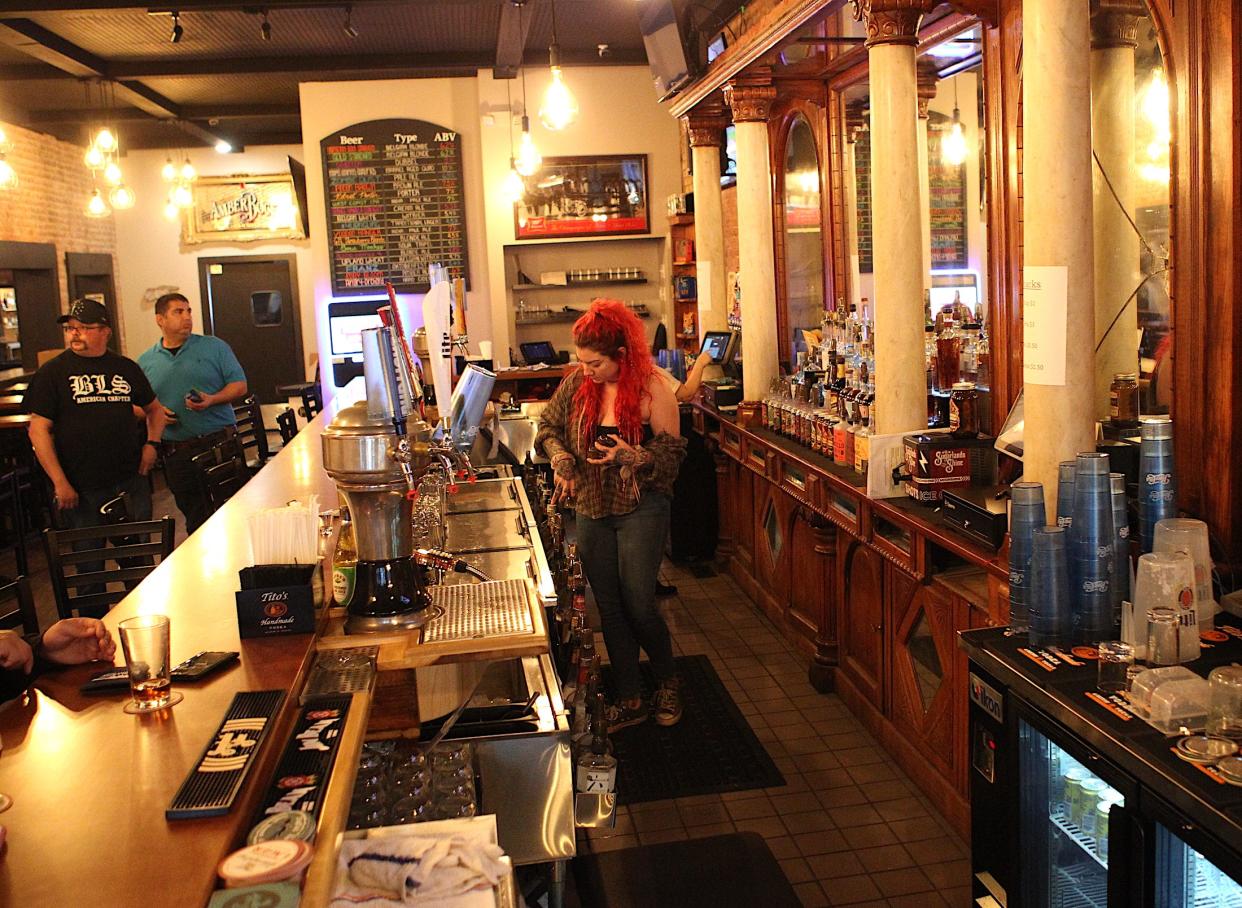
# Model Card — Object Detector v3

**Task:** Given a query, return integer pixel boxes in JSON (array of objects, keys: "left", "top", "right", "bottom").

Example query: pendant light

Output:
[
  {"left": 503, "top": 82, "right": 528, "bottom": 203},
  {"left": 538, "top": 0, "right": 578, "bottom": 131},
  {"left": 109, "top": 184, "right": 136, "bottom": 210},
  {"left": 163, "top": 195, "right": 180, "bottom": 221},
  {"left": 514, "top": 13, "right": 542, "bottom": 176},
  {"left": 86, "top": 187, "right": 110, "bottom": 218},
  {"left": 941, "top": 78, "right": 967, "bottom": 166}
]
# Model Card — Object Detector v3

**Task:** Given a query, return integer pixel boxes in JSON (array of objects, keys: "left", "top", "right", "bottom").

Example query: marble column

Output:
[
  {"left": 686, "top": 103, "right": 731, "bottom": 337},
  {"left": 917, "top": 61, "right": 938, "bottom": 297},
  {"left": 1091, "top": 2, "right": 1145, "bottom": 418},
  {"left": 1024, "top": 0, "right": 1096, "bottom": 518},
  {"left": 844, "top": 102, "right": 868, "bottom": 310},
  {"left": 723, "top": 77, "right": 780, "bottom": 400},
  {"left": 855, "top": 0, "right": 935, "bottom": 435}
]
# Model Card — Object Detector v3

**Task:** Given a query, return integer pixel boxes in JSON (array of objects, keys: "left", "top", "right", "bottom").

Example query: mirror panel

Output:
[{"left": 782, "top": 114, "right": 825, "bottom": 363}]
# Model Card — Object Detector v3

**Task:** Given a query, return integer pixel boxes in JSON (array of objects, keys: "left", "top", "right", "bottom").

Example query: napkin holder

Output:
[{"left": 235, "top": 563, "right": 323, "bottom": 638}]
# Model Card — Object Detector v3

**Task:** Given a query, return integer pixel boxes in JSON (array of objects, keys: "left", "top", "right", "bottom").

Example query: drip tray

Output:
[
  {"left": 424, "top": 579, "right": 535, "bottom": 643},
  {"left": 442, "top": 548, "right": 535, "bottom": 587},
  {"left": 445, "top": 478, "right": 521, "bottom": 514},
  {"left": 444, "top": 509, "right": 529, "bottom": 553}
]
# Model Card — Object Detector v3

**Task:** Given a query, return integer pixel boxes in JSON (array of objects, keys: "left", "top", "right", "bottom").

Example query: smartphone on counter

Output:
[{"left": 80, "top": 651, "right": 238, "bottom": 694}]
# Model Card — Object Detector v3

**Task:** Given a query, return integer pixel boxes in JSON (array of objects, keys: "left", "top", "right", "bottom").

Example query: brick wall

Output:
[{"left": 0, "top": 120, "right": 120, "bottom": 327}]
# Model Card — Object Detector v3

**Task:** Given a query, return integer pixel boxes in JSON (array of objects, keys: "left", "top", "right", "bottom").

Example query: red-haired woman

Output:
[{"left": 536, "top": 299, "right": 688, "bottom": 730}]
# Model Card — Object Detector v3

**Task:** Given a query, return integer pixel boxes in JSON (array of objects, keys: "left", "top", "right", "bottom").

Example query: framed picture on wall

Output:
[{"left": 514, "top": 154, "right": 650, "bottom": 240}]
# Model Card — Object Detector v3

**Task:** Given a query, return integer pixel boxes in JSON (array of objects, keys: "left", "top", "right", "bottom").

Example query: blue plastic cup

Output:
[
  {"left": 1110, "top": 473, "right": 1130, "bottom": 620},
  {"left": 1070, "top": 453, "right": 1115, "bottom": 643},
  {"left": 1056, "top": 461, "right": 1077, "bottom": 530},
  {"left": 1008, "top": 481, "right": 1045, "bottom": 634},
  {"left": 1138, "top": 417, "right": 1175, "bottom": 552},
  {"left": 1029, "top": 526, "right": 1073, "bottom": 648}
]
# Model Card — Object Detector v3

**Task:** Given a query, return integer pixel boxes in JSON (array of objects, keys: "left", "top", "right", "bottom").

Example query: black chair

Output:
[
  {"left": 0, "top": 575, "right": 38, "bottom": 635},
  {"left": 276, "top": 407, "right": 298, "bottom": 446},
  {"left": 231, "top": 395, "right": 271, "bottom": 470},
  {"left": 300, "top": 384, "right": 322, "bottom": 421},
  {"left": 43, "top": 517, "right": 176, "bottom": 619},
  {"left": 190, "top": 439, "right": 249, "bottom": 514},
  {"left": 0, "top": 469, "right": 29, "bottom": 576}
]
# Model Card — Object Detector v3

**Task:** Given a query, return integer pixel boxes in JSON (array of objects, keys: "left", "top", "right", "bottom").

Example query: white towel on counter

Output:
[{"left": 330, "top": 834, "right": 508, "bottom": 906}]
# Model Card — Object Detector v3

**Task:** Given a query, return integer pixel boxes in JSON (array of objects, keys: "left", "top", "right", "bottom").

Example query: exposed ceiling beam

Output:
[
  {"left": 24, "top": 103, "right": 299, "bottom": 124},
  {"left": 494, "top": 0, "right": 533, "bottom": 80},
  {"left": 0, "top": 18, "right": 233, "bottom": 146},
  {"left": 0, "top": 0, "right": 596, "bottom": 13}
]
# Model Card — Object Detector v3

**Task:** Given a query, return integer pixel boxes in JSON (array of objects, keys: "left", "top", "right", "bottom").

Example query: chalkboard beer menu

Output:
[{"left": 321, "top": 118, "right": 468, "bottom": 295}]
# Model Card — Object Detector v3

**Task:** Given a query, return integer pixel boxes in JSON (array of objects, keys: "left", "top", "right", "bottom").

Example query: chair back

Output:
[
  {"left": 191, "top": 439, "right": 249, "bottom": 513},
  {"left": 0, "top": 468, "right": 29, "bottom": 576},
  {"left": 43, "top": 517, "right": 176, "bottom": 619},
  {"left": 300, "top": 384, "right": 322, "bottom": 421},
  {"left": 0, "top": 575, "right": 38, "bottom": 635},
  {"left": 276, "top": 408, "right": 298, "bottom": 446},
  {"left": 231, "top": 395, "right": 271, "bottom": 468}
]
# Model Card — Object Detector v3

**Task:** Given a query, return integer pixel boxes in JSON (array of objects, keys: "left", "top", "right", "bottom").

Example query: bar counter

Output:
[{"left": 0, "top": 415, "right": 337, "bottom": 906}]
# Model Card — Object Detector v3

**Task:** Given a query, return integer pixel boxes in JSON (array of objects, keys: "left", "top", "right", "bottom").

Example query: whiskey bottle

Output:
[{"left": 576, "top": 693, "right": 618, "bottom": 794}]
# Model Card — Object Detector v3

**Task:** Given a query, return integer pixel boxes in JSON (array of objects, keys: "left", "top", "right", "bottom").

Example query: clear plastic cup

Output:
[
  {"left": 1153, "top": 518, "right": 1216, "bottom": 630},
  {"left": 1206, "top": 665, "right": 1242, "bottom": 740},
  {"left": 1135, "top": 552, "right": 1199, "bottom": 662}
]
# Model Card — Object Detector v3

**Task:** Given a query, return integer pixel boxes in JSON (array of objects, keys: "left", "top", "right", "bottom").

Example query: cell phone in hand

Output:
[
  {"left": 596, "top": 434, "right": 618, "bottom": 448},
  {"left": 186, "top": 389, "right": 203, "bottom": 402},
  {"left": 595, "top": 426, "right": 620, "bottom": 448}
]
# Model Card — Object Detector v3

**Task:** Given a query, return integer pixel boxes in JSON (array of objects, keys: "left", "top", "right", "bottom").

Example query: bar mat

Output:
[
  {"left": 572, "top": 832, "right": 800, "bottom": 908},
  {"left": 602, "top": 655, "right": 783, "bottom": 806},
  {"left": 252, "top": 695, "right": 351, "bottom": 824},
  {"left": 167, "top": 689, "right": 285, "bottom": 820}
]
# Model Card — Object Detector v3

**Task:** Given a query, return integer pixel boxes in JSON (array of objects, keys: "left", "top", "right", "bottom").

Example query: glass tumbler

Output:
[
  {"left": 1145, "top": 607, "right": 1181, "bottom": 668},
  {"left": 1096, "top": 641, "right": 1135, "bottom": 693},
  {"left": 1206, "top": 665, "right": 1242, "bottom": 740}
]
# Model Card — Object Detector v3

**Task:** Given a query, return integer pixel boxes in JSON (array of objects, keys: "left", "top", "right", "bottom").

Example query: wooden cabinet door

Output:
[
  {"left": 788, "top": 505, "right": 829, "bottom": 645},
  {"left": 886, "top": 568, "right": 962, "bottom": 783},
  {"left": 732, "top": 459, "right": 755, "bottom": 572},
  {"left": 838, "top": 536, "right": 885, "bottom": 708},
  {"left": 752, "top": 478, "right": 793, "bottom": 619}
]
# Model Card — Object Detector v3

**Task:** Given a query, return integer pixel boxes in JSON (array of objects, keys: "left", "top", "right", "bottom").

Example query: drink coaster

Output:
[
  {"left": 1216, "top": 755, "right": 1242, "bottom": 786},
  {"left": 124, "top": 690, "right": 183, "bottom": 714},
  {"left": 1174, "top": 734, "right": 1238, "bottom": 764}
]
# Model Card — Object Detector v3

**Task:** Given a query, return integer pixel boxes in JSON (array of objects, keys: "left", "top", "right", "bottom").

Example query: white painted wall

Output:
[{"left": 113, "top": 145, "right": 315, "bottom": 368}]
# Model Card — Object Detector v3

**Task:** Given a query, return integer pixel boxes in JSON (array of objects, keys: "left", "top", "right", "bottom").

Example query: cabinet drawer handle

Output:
[{"left": 873, "top": 623, "right": 882, "bottom": 632}]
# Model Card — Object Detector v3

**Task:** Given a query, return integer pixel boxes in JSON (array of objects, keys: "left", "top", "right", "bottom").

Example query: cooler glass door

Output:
[
  {"left": 1153, "top": 824, "right": 1242, "bottom": 906},
  {"left": 1018, "top": 716, "right": 1130, "bottom": 906}
]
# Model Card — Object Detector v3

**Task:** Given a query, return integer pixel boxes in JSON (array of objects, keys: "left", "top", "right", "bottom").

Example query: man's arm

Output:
[
  {"left": 186, "top": 380, "right": 247, "bottom": 411},
  {"left": 27, "top": 414, "right": 77, "bottom": 510},
  {"left": 139, "top": 399, "right": 168, "bottom": 475}
]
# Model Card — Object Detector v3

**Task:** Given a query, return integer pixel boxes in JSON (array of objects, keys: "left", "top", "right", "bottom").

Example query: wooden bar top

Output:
[{"left": 0, "top": 413, "right": 338, "bottom": 907}]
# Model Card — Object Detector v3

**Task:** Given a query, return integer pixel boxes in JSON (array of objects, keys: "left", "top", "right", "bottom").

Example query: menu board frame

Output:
[
  {"left": 513, "top": 154, "right": 650, "bottom": 241},
  {"left": 320, "top": 118, "right": 469, "bottom": 296}
]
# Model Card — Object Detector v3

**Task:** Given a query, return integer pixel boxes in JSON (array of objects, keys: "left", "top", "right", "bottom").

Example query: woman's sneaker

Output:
[
  {"left": 653, "top": 679, "right": 683, "bottom": 727},
  {"left": 605, "top": 699, "right": 649, "bottom": 732}
]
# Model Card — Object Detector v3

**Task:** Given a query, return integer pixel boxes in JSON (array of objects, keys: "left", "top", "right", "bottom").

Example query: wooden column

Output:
[
  {"left": 809, "top": 518, "right": 839, "bottom": 693},
  {"left": 917, "top": 59, "right": 938, "bottom": 298},
  {"left": 686, "top": 102, "right": 731, "bottom": 337},
  {"left": 854, "top": 0, "right": 937, "bottom": 434},
  {"left": 723, "top": 75, "right": 780, "bottom": 401}
]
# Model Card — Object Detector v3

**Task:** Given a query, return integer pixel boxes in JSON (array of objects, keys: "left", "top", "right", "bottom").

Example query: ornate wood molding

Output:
[
  {"left": 723, "top": 79, "right": 777, "bottom": 123},
  {"left": 1090, "top": 0, "right": 1147, "bottom": 49},
  {"left": 850, "top": 0, "right": 938, "bottom": 48},
  {"left": 945, "top": 0, "right": 999, "bottom": 27},
  {"left": 917, "top": 58, "right": 939, "bottom": 120},
  {"left": 685, "top": 99, "right": 730, "bottom": 148}
]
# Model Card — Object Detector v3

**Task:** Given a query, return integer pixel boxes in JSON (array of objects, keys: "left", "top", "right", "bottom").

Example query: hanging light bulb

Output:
[
  {"left": 109, "top": 183, "right": 135, "bottom": 210},
  {"left": 0, "top": 125, "right": 10, "bottom": 154},
  {"left": 538, "top": 1, "right": 578, "bottom": 131},
  {"left": 84, "top": 144, "right": 105, "bottom": 170},
  {"left": 539, "top": 61, "right": 578, "bottom": 131},
  {"left": 180, "top": 159, "right": 197, "bottom": 181},
  {"left": 503, "top": 162, "right": 526, "bottom": 204},
  {"left": 1141, "top": 68, "right": 1170, "bottom": 162},
  {"left": 941, "top": 108, "right": 967, "bottom": 166},
  {"left": 164, "top": 195, "right": 179, "bottom": 220},
  {"left": 514, "top": 117, "right": 542, "bottom": 176},
  {"left": 103, "top": 160, "right": 123, "bottom": 186},
  {"left": 0, "top": 156, "right": 17, "bottom": 192},
  {"left": 86, "top": 188, "right": 111, "bottom": 218},
  {"left": 161, "top": 157, "right": 177, "bottom": 181},
  {"left": 173, "top": 183, "right": 194, "bottom": 208},
  {"left": 93, "top": 127, "right": 117, "bottom": 153}
]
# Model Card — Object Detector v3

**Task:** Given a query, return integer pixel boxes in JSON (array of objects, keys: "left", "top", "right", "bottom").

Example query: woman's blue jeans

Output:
[{"left": 575, "top": 492, "right": 676, "bottom": 701}]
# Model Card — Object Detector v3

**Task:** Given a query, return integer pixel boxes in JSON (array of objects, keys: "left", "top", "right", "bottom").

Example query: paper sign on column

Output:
[
  {"left": 698, "top": 263, "right": 712, "bottom": 312},
  {"left": 1023, "top": 266, "right": 1068, "bottom": 386}
]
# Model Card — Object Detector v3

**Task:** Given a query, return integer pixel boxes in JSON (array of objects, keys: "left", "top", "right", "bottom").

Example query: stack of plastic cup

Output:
[
  {"left": 1153, "top": 517, "right": 1216, "bottom": 631},
  {"left": 1110, "top": 473, "right": 1131, "bottom": 624},
  {"left": 1056, "top": 461, "right": 1077, "bottom": 529},
  {"left": 1070, "top": 452, "right": 1115, "bottom": 643},
  {"left": 1133, "top": 551, "right": 1199, "bottom": 663},
  {"left": 1008, "top": 482, "right": 1046, "bottom": 635},
  {"left": 1138, "top": 416, "right": 1175, "bottom": 552},
  {"left": 1029, "top": 526, "right": 1073, "bottom": 648}
]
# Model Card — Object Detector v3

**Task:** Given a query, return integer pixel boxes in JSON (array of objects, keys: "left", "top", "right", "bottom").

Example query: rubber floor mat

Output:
[{"left": 602, "top": 654, "right": 784, "bottom": 806}]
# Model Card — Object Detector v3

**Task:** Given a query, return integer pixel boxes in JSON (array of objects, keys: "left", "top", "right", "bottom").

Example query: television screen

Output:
[
  {"left": 640, "top": 0, "right": 695, "bottom": 98},
  {"left": 721, "top": 124, "right": 737, "bottom": 184},
  {"left": 327, "top": 300, "right": 384, "bottom": 356}
]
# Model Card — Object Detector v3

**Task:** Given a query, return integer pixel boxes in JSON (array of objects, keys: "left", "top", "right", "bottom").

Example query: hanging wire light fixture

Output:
[
  {"left": 515, "top": 29, "right": 542, "bottom": 177},
  {"left": 503, "top": 82, "right": 527, "bottom": 203},
  {"left": 538, "top": 0, "right": 578, "bottom": 131},
  {"left": 941, "top": 77, "right": 968, "bottom": 166}
]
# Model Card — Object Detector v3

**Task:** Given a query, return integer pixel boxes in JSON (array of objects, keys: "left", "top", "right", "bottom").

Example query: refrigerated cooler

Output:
[{"left": 962, "top": 626, "right": 1242, "bottom": 908}]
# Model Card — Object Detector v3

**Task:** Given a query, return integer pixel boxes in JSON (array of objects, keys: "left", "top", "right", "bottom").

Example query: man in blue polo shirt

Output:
[{"left": 138, "top": 292, "right": 248, "bottom": 534}]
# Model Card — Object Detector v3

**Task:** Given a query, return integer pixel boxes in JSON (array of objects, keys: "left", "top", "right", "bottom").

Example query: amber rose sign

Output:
[{"left": 183, "top": 173, "right": 305, "bottom": 244}]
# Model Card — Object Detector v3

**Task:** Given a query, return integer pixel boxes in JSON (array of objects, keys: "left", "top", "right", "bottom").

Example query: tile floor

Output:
[{"left": 578, "top": 561, "right": 973, "bottom": 907}]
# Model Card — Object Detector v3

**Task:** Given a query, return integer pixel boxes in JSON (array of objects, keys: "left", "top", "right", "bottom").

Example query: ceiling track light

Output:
[
  {"left": 170, "top": 11, "right": 183, "bottom": 44},
  {"left": 343, "top": 5, "right": 359, "bottom": 38},
  {"left": 260, "top": 9, "right": 272, "bottom": 41}
]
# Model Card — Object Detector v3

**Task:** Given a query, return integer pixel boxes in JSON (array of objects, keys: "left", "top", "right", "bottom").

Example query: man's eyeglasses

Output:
[{"left": 62, "top": 324, "right": 104, "bottom": 334}]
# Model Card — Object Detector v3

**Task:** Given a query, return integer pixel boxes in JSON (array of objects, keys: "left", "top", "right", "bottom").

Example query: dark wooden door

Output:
[
  {"left": 65, "top": 252, "right": 119, "bottom": 353},
  {"left": 0, "top": 241, "right": 61, "bottom": 371},
  {"left": 198, "top": 255, "right": 304, "bottom": 404},
  {"left": 838, "top": 536, "right": 884, "bottom": 708},
  {"left": 751, "top": 478, "right": 793, "bottom": 621},
  {"left": 787, "top": 506, "right": 828, "bottom": 645}
]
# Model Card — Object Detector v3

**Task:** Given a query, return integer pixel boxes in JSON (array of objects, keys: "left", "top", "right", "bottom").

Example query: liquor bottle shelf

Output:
[{"left": 512, "top": 276, "right": 647, "bottom": 291}]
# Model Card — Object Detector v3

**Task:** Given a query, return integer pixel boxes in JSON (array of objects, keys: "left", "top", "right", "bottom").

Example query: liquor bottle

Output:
[
  {"left": 572, "top": 651, "right": 598, "bottom": 745},
  {"left": 332, "top": 502, "right": 358, "bottom": 608},
  {"left": 576, "top": 693, "right": 618, "bottom": 794},
  {"left": 855, "top": 380, "right": 874, "bottom": 476}
]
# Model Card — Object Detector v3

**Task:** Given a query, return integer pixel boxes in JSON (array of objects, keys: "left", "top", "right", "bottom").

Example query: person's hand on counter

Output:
[
  {"left": 41, "top": 618, "right": 116, "bottom": 667},
  {"left": 0, "top": 631, "right": 34, "bottom": 674}
]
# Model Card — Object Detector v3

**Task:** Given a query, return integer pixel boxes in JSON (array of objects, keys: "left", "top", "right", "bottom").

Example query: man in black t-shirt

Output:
[{"left": 24, "top": 299, "right": 167, "bottom": 612}]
